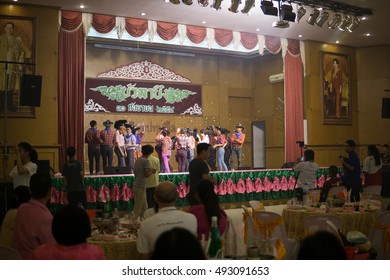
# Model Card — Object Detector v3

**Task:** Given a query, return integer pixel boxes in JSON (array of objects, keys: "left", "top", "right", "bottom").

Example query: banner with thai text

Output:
[{"left": 85, "top": 78, "right": 202, "bottom": 115}]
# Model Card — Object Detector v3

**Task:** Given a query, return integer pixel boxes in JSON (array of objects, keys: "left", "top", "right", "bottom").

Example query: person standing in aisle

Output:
[
  {"left": 340, "top": 139, "right": 362, "bottom": 202},
  {"left": 84, "top": 120, "right": 101, "bottom": 175}
]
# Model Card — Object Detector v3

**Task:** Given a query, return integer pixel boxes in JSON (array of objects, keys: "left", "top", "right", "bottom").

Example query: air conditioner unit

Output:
[{"left": 269, "top": 73, "right": 284, "bottom": 84}]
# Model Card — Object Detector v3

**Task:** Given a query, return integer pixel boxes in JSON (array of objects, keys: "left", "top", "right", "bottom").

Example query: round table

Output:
[
  {"left": 282, "top": 208, "right": 377, "bottom": 240},
  {"left": 87, "top": 238, "right": 142, "bottom": 260}
]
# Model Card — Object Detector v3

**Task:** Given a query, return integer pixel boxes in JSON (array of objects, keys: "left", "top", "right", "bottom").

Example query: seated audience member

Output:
[
  {"left": 362, "top": 144, "right": 382, "bottom": 186},
  {"left": 137, "top": 181, "right": 197, "bottom": 256},
  {"left": 13, "top": 173, "right": 56, "bottom": 259},
  {"left": 31, "top": 205, "right": 106, "bottom": 260},
  {"left": 150, "top": 227, "right": 206, "bottom": 260},
  {"left": 297, "top": 231, "right": 347, "bottom": 260},
  {"left": 0, "top": 186, "right": 31, "bottom": 248},
  {"left": 319, "top": 165, "right": 343, "bottom": 202},
  {"left": 187, "top": 180, "right": 227, "bottom": 240},
  {"left": 292, "top": 149, "right": 319, "bottom": 198}
]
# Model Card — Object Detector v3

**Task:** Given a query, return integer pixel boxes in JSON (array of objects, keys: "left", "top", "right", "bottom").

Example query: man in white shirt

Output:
[
  {"left": 137, "top": 181, "right": 197, "bottom": 256},
  {"left": 293, "top": 149, "right": 319, "bottom": 195}
]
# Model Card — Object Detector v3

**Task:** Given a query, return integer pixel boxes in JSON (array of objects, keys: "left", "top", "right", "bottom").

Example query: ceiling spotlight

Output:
[
  {"left": 228, "top": 0, "right": 241, "bottom": 13},
  {"left": 280, "top": 3, "right": 296, "bottom": 22},
  {"left": 169, "top": 0, "right": 180, "bottom": 4},
  {"left": 182, "top": 0, "right": 193, "bottom": 5},
  {"left": 261, "top": 0, "right": 278, "bottom": 16},
  {"left": 296, "top": 6, "right": 306, "bottom": 22},
  {"left": 211, "top": 0, "right": 223, "bottom": 10},
  {"left": 198, "top": 0, "right": 209, "bottom": 6},
  {"left": 315, "top": 11, "right": 329, "bottom": 27},
  {"left": 338, "top": 14, "right": 352, "bottom": 31},
  {"left": 306, "top": 8, "right": 320, "bottom": 25},
  {"left": 327, "top": 13, "right": 341, "bottom": 29},
  {"left": 241, "top": 0, "right": 255, "bottom": 14},
  {"left": 347, "top": 17, "right": 361, "bottom": 32}
]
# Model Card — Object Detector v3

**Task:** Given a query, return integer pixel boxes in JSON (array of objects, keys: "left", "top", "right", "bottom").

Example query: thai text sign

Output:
[{"left": 85, "top": 78, "right": 202, "bottom": 115}]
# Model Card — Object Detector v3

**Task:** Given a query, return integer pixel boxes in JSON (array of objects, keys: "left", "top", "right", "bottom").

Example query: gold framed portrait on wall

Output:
[
  {"left": 0, "top": 15, "right": 36, "bottom": 118},
  {"left": 321, "top": 52, "right": 351, "bottom": 125}
]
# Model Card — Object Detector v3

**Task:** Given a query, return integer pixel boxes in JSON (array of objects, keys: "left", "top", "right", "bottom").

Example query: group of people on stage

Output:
[
  {"left": 84, "top": 119, "right": 144, "bottom": 175},
  {"left": 154, "top": 123, "right": 246, "bottom": 173}
]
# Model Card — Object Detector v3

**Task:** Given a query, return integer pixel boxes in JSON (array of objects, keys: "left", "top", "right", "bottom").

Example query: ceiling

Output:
[{"left": 8, "top": 0, "right": 390, "bottom": 48}]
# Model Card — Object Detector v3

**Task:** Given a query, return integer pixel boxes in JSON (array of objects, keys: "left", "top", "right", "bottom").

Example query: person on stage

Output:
[
  {"left": 124, "top": 124, "right": 137, "bottom": 173},
  {"left": 114, "top": 120, "right": 127, "bottom": 167},
  {"left": 230, "top": 123, "right": 246, "bottom": 170},
  {"left": 100, "top": 120, "right": 115, "bottom": 168},
  {"left": 84, "top": 120, "right": 101, "bottom": 175}
]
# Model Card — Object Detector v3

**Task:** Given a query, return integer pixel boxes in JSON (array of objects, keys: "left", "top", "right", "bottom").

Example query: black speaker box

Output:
[
  {"left": 20, "top": 75, "right": 42, "bottom": 107},
  {"left": 382, "top": 98, "right": 390, "bottom": 119},
  {"left": 103, "top": 166, "right": 132, "bottom": 175}
]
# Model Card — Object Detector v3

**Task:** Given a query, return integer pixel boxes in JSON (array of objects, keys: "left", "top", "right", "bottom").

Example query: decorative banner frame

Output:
[
  {"left": 85, "top": 78, "right": 203, "bottom": 115},
  {"left": 0, "top": 16, "right": 36, "bottom": 118},
  {"left": 321, "top": 51, "right": 351, "bottom": 125}
]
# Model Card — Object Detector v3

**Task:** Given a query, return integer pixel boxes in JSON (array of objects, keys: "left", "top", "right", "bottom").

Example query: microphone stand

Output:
[{"left": 1, "top": 60, "right": 36, "bottom": 213}]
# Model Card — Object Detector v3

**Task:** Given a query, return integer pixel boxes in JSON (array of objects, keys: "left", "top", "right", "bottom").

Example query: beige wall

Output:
[
  {"left": 1, "top": 4, "right": 389, "bottom": 177},
  {"left": 0, "top": 4, "right": 59, "bottom": 179}
]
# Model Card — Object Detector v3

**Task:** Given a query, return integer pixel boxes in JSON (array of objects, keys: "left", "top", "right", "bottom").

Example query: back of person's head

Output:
[
  {"left": 150, "top": 227, "right": 205, "bottom": 260},
  {"left": 297, "top": 231, "right": 347, "bottom": 260},
  {"left": 52, "top": 205, "right": 91, "bottom": 246},
  {"left": 11, "top": 185, "right": 31, "bottom": 208},
  {"left": 329, "top": 165, "right": 338, "bottom": 177},
  {"left": 141, "top": 144, "right": 154, "bottom": 156},
  {"left": 196, "top": 180, "right": 221, "bottom": 226},
  {"left": 345, "top": 140, "right": 356, "bottom": 150},
  {"left": 66, "top": 146, "right": 76, "bottom": 157},
  {"left": 304, "top": 149, "right": 315, "bottom": 161},
  {"left": 154, "top": 181, "right": 177, "bottom": 204},
  {"left": 17, "top": 142, "right": 38, "bottom": 163},
  {"left": 90, "top": 120, "right": 97, "bottom": 127},
  {"left": 29, "top": 173, "right": 52, "bottom": 199},
  {"left": 196, "top": 143, "right": 211, "bottom": 155}
]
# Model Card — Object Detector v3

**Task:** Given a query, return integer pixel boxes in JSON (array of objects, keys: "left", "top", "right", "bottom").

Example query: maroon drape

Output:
[
  {"left": 214, "top": 28, "right": 233, "bottom": 47},
  {"left": 58, "top": 11, "right": 85, "bottom": 171},
  {"left": 240, "top": 32, "right": 258, "bottom": 50},
  {"left": 92, "top": 14, "right": 116, "bottom": 34},
  {"left": 265, "top": 35, "right": 281, "bottom": 53},
  {"left": 284, "top": 52, "right": 304, "bottom": 162},
  {"left": 156, "top": 22, "right": 178, "bottom": 40},
  {"left": 187, "top": 25, "right": 207, "bottom": 44},
  {"left": 125, "top": 18, "right": 148, "bottom": 37}
]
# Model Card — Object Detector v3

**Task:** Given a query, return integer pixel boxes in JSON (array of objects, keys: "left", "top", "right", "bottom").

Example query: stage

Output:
[{"left": 49, "top": 168, "right": 332, "bottom": 212}]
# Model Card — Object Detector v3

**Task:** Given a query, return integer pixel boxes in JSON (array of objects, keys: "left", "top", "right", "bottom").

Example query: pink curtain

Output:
[
  {"left": 284, "top": 52, "right": 304, "bottom": 162},
  {"left": 264, "top": 35, "right": 281, "bottom": 54},
  {"left": 187, "top": 25, "right": 207, "bottom": 44},
  {"left": 241, "top": 32, "right": 258, "bottom": 50},
  {"left": 58, "top": 11, "right": 85, "bottom": 171},
  {"left": 214, "top": 28, "right": 233, "bottom": 47},
  {"left": 156, "top": 22, "right": 178, "bottom": 40},
  {"left": 92, "top": 14, "right": 116, "bottom": 34},
  {"left": 125, "top": 18, "right": 148, "bottom": 37}
]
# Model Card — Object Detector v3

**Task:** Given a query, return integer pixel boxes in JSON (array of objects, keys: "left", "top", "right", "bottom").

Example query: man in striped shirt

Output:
[
  {"left": 100, "top": 120, "right": 115, "bottom": 168},
  {"left": 84, "top": 120, "right": 101, "bottom": 175}
]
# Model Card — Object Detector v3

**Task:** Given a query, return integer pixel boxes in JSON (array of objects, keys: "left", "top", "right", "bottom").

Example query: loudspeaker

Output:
[
  {"left": 382, "top": 98, "right": 390, "bottom": 119},
  {"left": 103, "top": 166, "right": 132, "bottom": 175},
  {"left": 20, "top": 75, "right": 42, "bottom": 107},
  {"left": 36, "top": 160, "right": 51, "bottom": 176}
]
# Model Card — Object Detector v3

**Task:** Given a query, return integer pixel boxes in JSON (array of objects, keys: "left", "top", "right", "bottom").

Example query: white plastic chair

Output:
[
  {"left": 303, "top": 215, "right": 342, "bottom": 237},
  {"left": 363, "top": 185, "right": 382, "bottom": 195},
  {"left": 252, "top": 211, "right": 299, "bottom": 260},
  {"left": 0, "top": 245, "right": 22, "bottom": 260},
  {"left": 241, "top": 205, "right": 259, "bottom": 247},
  {"left": 248, "top": 200, "right": 265, "bottom": 212},
  {"left": 368, "top": 211, "right": 390, "bottom": 260}
]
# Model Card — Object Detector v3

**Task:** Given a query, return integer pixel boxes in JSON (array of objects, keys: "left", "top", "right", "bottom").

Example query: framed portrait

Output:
[
  {"left": 321, "top": 52, "right": 351, "bottom": 125},
  {"left": 0, "top": 16, "right": 36, "bottom": 118}
]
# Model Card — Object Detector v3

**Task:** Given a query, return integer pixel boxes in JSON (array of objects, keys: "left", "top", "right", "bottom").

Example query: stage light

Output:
[
  {"left": 169, "top": 0, "right": 180, "bottom": 4},
  {"left": 182, "top": 0, "right": 193, "bottom": 5},
  {"left": 338, "top": 14, "right": 352, "bottom": 31},
  {"left": 315, "top": 11, "right": 329, "bottom": 27},
  {"left": 280, "top": 3, "right": 296, "bottom": 22},
  {"left": 347, "top": 17, "right": 360, "bottom": 32},
  {"left": 228, "top": 0, "right": 241, "bottom": 13},
  {"left": 211, "top": 0, "right": 223, "bottom": 10},
  {"left": 198, "top": 0, "right": 209, "bottom": 6},
  {"left": 241, "top": 0, "right": 255, "bottom": 14},
  {"left": 327, "top": 13, "right": 341, "bottom": 29},
  {"left": 296, "top": 6, "right": 306, "bottom": 22},
  {"left": 306, "top": 8, "right": 320, "bottom": 25},
  {"left": 261, "top": 0, "right": 278, "bottom": 16}
]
